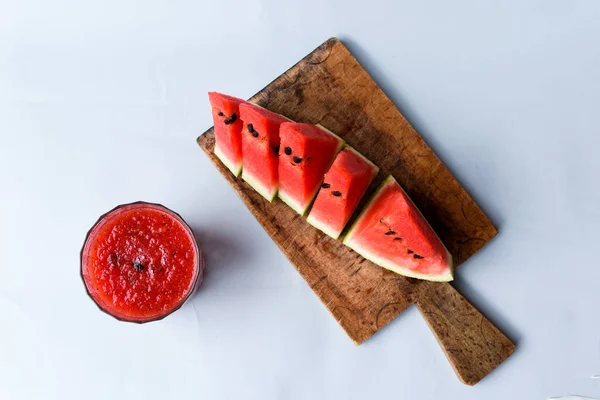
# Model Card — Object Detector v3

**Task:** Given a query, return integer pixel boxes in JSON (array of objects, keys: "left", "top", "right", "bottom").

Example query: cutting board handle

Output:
[{"left": 415, "top": 282, "right": 515, "bottom": 386}]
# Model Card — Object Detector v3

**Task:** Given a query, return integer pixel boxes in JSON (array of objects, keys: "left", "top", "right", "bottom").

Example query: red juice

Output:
[{"left": 81, "top": 202, "right": 203, "bottom": 322}]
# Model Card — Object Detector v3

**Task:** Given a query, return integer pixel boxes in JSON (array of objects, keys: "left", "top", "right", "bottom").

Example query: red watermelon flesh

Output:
[
  {"left": 239, "top": 103, "right": 290, "bottom": 201},
  {"left": 208, "top": 92, "right": 248, "bottom": 176},
  {"left": 343, "top": 175, "right": 453, "bottom": 281},
  {"left": 278, "top": 123, "right": 344, "bottom": 215},
  {"left": 307, "top": 147, "right": 379, "bottom": 239}
]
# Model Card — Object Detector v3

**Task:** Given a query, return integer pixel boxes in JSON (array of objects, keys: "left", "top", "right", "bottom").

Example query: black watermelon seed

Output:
[
  {"left": 293, "top": 156, "right": 303, "bottom": 163},
  {"left": 413, "top": 254, "right": 424, "bottom": 259},
  {"left": 321, "top": 183, "right": 331, "bottom": 189},
  {"left": 385, "top": 230, "right": 396, "bottom": 235},
  {"left": 273, "top": 145, "right": 280, "bottom": 155},
  {"left": 133, "top": 261, "right": 144, "bottom": 271},
  {"left": 332, "top": 191, "right": 342, "bottom": 197},
  {"left": 218, "top": 112, "right": 224, "bottom": 116},
  {"left": 284, "top": 147, "right": 292, "bottom": 155},
  {"left": 224, "top": 113, "right": 237, "bottom": 125},
  {"left": 247, "top": 123, "right": 255, "bottom": 132},
  {"left": 394, "top": 237, "right": 402, "bottom": 241},
  {"left": 251, "top": 130, "right": 259, "bottom": 138},
  {"left": 407, "top": 250, "right": 414, "bottom": 254}
]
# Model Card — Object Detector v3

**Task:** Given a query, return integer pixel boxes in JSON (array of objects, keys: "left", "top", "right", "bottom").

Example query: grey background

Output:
[{"left": 1, "top": 1, "right": 599, "bottom": 399}]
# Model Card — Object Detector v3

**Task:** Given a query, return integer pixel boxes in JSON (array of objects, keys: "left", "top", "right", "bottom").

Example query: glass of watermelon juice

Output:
[{"left": 81, "top": 202, "right": 203, "bottom": 323}]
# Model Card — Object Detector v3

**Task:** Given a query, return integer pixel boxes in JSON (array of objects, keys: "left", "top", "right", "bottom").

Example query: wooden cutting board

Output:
[{"left": 197, "top": 38, "right": 514, "bottom": 386}]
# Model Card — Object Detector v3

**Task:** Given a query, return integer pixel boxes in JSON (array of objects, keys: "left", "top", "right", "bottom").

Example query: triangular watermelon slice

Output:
[
  {"left": 307, "top": 146, "right": 379, "bottom": 239},
  {"left": 208, "top": 92, "right": 248, "bottom": 176},
  {"left": 343, "top": 175, "right": 453, "bottom": 281},
  {"left": 239, "top": 103, "right": 290, "bottom": 201},
  {"left": 278, "top": 123, "right": 344, "bottom": 215}
]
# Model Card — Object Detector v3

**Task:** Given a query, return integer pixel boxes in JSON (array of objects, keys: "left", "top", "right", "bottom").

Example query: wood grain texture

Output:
[
  {"left": 197, "top": 38, "right": 513, "bottom": 384},
  {"left": 416, "top": 282, "right": 515, "bottom": 385}
]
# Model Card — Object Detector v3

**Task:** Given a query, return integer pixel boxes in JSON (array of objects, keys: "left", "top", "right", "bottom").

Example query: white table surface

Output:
[{"left": 2, "top": 1, "right": 600, "bottom": 399}]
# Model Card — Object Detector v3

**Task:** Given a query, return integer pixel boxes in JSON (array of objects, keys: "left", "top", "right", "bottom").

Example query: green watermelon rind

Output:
[
  {"left": 278, "top": 124, "right": 345, "bottom": 216},
  {"left": 315, "top": 124, "right": 345, "bottom": 148},
  {"left": 278, "top": 190, "right": 309, "bottom": 215},
  {"left": 306, "top": 212, "right": 343, "bottom": 240},
  {"left": 307, "top": 145, "right": 379, "bottom": 240},
  {"left": 242, "top": 169, "right": 277, "bottom": 202},
  {"left": 343, "top": 175, "right": 454, "bottom": 282},
  {"left": 214, "top": 144, "right": 242, "bottom": 177},
  {"left": 342, "top": 145, "right": 380, "bottom": 174},
  {"left": 238, "top": 103, "right": 291, "bottom": 201}
]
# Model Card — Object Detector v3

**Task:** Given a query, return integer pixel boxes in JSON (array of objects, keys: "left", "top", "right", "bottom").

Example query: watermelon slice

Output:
[
  {"left": 239, "top": 103, "right": 290, "bottom": 201},
  {"left": 343, "top": 175, "right": 453, "bottom": 281},
  {"left": 208, "top": 92, "right": 247, "bottom": 176},
  {"left": 278, "top": 123, "right": 344, "bottom": 215},
  {"left": 307, "top": 146, "right": 379, "bottom": 239}
]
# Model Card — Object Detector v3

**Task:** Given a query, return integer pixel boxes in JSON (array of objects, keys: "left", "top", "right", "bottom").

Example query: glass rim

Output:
[{"left": 80, "top": 201, "right": 202, "bottom": 323}]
